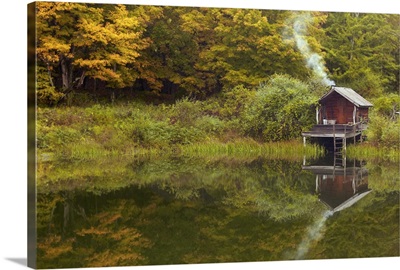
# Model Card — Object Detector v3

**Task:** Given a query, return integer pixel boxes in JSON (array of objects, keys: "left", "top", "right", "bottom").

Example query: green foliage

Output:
[
  {"left": 323, "top": 13, "right": 400, "bottom": 96},
  {"left": 371, "top": 94, "right": 400, "bottom": 119},
  {"left": 339, "top": 67, "right": 384, "bottom": 98},
  {"left": 41, "top": 126, "right": 82, "bottom": 151},
  {"left": 380, "top": 120, "right": 400, "bottom": 149},
  {"left": 194, "top": 115, "right": 225, "bottom": 135},
  {"left": 379, "top": 118, "right": 400, "bottom": 147},
  {"left": 219, "top": 85, "right": 255, "bottom": 120},
  {"left": 37, "top": 94, "right": 326, "bottom": 160},
  {"left": 169, "top": 97, "right": 203, "bottom": 126},
  {"left": 347, "top": 94, "right": 400, "bottom": 159},
  {"left": 242, "top": 74, "right": 318, "bottom": 141},
  {"left": 363, "top": 107, "right": 400, "bottom": 150},
  {"left": 347, "top": 93, "right": 400, "bottom": 155},
  {"left": 191, "top": 8, "right": 313, "bottom": 91},
  {"left": 139, "top": 7, "right": 204, "bottom": 95},
  {"left": 37, "top": 101, "right": 209, "bottom": 157}
]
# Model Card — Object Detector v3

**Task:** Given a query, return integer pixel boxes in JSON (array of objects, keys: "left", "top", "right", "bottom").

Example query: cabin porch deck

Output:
[
  {"left": 302, "top": 123, "right": 365, "bottom": 139},
  {"left": 302, "top": 123, "right": 367, "bottom": 153}
]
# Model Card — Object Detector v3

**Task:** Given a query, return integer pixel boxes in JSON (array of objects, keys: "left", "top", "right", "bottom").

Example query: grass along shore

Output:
[
  {"left": 347, "top": 144, "right": 399, "bottom": 162},
  {"left": 37, "top": 101, "right": 326, "bottom": 161},
  {"left": 37, "top": 101, "right": 398, "bottom": 162}
]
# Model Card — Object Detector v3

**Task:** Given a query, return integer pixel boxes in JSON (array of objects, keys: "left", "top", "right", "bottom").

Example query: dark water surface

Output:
[{"left": 36, "top": 155, "right": 399, "bottom": 268}]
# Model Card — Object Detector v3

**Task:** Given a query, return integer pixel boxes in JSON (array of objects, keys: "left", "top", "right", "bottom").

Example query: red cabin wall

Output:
[{"left": 321, "top": 93, "right": 368, "bottom": 124}]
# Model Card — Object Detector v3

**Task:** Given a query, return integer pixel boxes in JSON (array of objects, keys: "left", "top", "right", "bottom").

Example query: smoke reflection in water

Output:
[{"left": 294, "top": 210, "right": 333, "bottom": 259}]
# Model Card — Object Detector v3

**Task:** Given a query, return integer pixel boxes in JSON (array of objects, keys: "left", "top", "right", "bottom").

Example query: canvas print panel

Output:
[{"left": 28, "top": 1, "right": 400, "bottom": 268}]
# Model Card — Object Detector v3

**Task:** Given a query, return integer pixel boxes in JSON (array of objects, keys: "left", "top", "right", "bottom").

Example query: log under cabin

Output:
[{"left": 302, "top": 86, "right": 373, "bottom": 153}]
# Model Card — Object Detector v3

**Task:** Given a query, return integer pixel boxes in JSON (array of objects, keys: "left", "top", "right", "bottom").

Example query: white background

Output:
[{"left": 0, "top": 1, "right": 399, "bottom": 269}]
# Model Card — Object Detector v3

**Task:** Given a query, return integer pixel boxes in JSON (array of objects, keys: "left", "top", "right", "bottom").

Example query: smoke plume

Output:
[{"left": 285, "top": 12, "right": 335, "bottom": 86}]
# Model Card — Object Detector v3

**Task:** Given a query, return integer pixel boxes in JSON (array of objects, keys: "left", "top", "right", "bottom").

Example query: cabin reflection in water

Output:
[{"left": 303, "top": 156, "right": 371, "bottom": 213}]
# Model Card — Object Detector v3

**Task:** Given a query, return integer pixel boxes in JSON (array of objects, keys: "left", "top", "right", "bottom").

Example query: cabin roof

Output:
[{"left": 319, "top": 86, "right": 373, "bottom": 108}]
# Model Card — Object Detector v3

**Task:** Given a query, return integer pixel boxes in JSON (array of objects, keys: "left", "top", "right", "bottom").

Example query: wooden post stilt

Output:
[
  {"left": 344, "top": 125, "right": 347, "bottom": 153},
  {"left": 333, "top": 124, "right": 337, "bottom": 153},
  {"left": 343, "top": 137, "right": 346, "bottom": 153}
]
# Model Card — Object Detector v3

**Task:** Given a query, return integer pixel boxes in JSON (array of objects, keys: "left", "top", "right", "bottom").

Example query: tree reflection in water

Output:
[{"left": 36, "top": 155, "right": 399, "bottom": 268}]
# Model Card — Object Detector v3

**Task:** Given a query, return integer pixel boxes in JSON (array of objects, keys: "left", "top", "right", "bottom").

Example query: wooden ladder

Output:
[
  {"left": 333, "top": 136, "right": 344, "bottom": 168},
  {"left": 334, "top": 137, "right": 343, "bottom": 153},
  {"left": 333, "top": 124, "right": 346, "bottom": 157}
]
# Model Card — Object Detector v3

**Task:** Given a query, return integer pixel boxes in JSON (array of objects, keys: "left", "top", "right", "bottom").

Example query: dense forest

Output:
[
  {"left": 37, "top": 3, "right": 399, "bottom": 101},
  {"left": 35, "top": 2, "right": 400, "bottom": 155}
]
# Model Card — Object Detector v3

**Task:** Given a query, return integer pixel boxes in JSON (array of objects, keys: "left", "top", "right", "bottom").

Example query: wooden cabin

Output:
[
  {"left": 302, "top": 86, "right": 373, "bottom": 152},
  {"left": 317, "top": 86, "right": 373, "bottom": 125}
]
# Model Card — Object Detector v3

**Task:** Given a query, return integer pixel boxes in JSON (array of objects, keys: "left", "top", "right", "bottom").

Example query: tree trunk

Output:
[
  {"left": 349, "top": 37, "right": 354, "bottom": 61},
  {"left": 60, "top": 56, "right": 72, "bottom": 91},
  {"left": 76, "top": 70, "right": 86, "bottom": 89},
  {"left": 63, "top": 200, "right": 70, "bottom": 235},
  {"left": 46, "top": 63, "right": 54, "bottom": 87}
]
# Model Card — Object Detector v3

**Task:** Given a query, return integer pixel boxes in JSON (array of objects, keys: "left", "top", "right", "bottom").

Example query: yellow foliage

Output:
[
  {"left": 74, "top": 59, "right": 109, "bottom": 69},
  {"left": 75, "top": 226, "right": 110, "bottom": 236},
  {"left": 86, "top": 249, "right": 144, "bottom": 267},
  {"left": 36, "top": 1, "right": 150, "bottom": 89},
  {"left": 37, "top": 235, "right": 75, "bottom": 260}
]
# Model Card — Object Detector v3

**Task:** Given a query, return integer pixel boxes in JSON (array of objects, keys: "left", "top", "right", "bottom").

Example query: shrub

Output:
[
  {"left": 365, "top": 113, "right": 385, "bottom": 145},
  {"left": 195, "top": 115, "right": 225, "bottom": 135},
  {"left": 241, "top": 74, "right": 318, "bottom": 141},
  {"left": 169, "top": 97, "right": 203, "bottom": 126},
  {"left": 41, "top": 126, "right": 82, "bottom": 151},
  {"left": 169, "top": 126, "right": 205, "bottom": 145},
  {"left": 219, "top": 85, "right": 255, "bottom": 120},
  {"left": 365, "top": 111, "right": 400, "bottom": 149},
  {"left": 39, "top": 107, "right": 84, "bottom": 127},
  {"left": 83, "top": 105, "right": 115, "bottom": 125},
  {"left": 371, "top": 94, "right": 400, "bottom": 119},
  {"left": 380, "top": 119, "right": 400, "bottom": 149}
]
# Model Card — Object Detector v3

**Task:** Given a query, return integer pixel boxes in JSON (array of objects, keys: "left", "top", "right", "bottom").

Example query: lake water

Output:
[{"left": 36, "top": 154, "right": 399, "bottom": 268}]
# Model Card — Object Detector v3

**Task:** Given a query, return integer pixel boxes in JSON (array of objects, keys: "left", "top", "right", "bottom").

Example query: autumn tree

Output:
[{"left": 36, "top": 2, "right": 157, "bottom": 101}]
